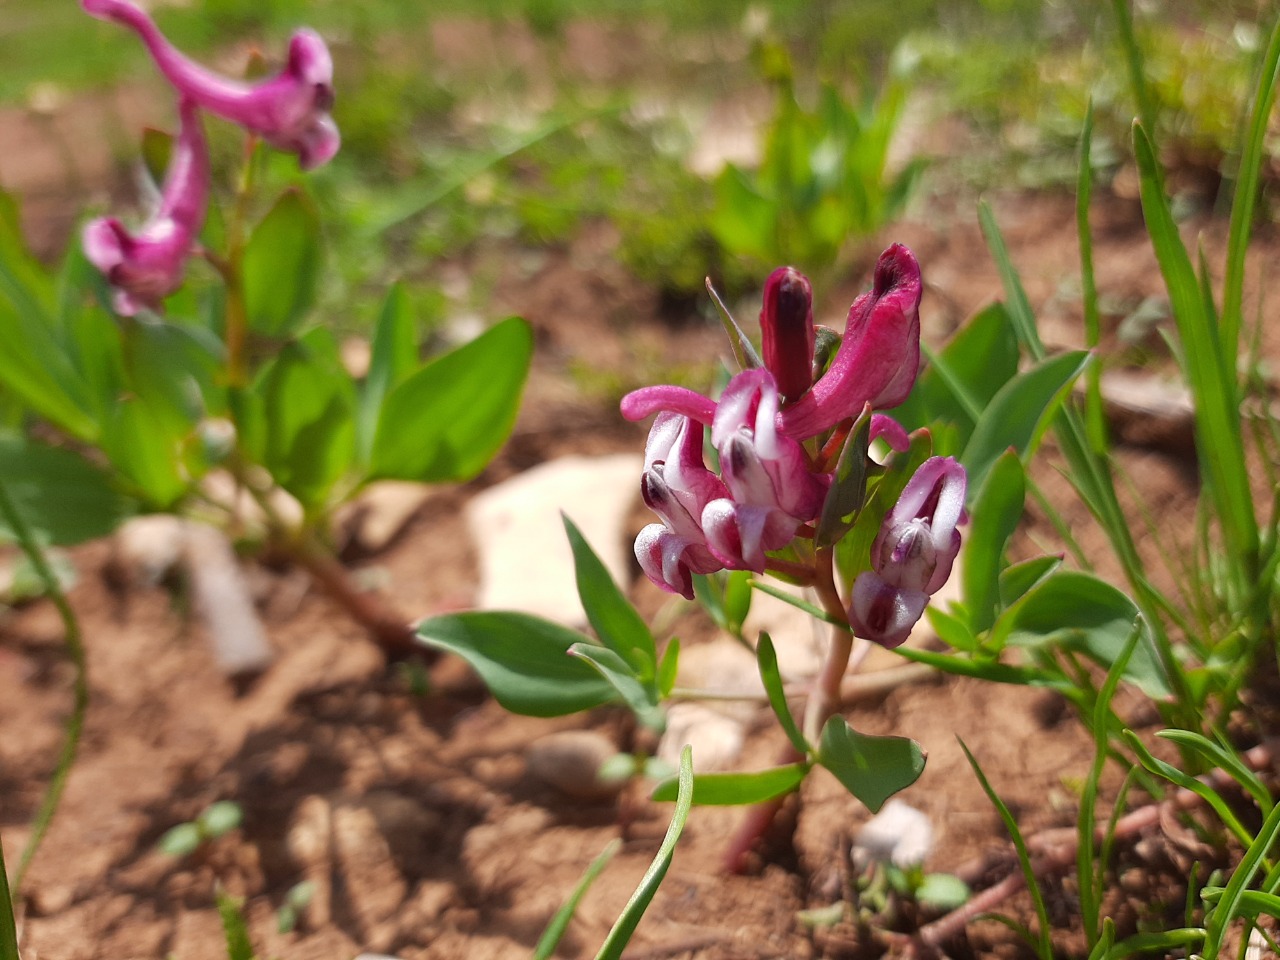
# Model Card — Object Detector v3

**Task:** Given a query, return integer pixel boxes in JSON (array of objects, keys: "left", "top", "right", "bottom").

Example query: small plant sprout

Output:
[{"left": 157, "top": 801, "right": 244, "bottom": 858}]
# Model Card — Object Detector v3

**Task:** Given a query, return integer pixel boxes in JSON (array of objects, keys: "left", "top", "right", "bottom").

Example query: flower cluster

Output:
[
  {"left": 624, "top": 245, "right": 967, "bottom": 648},
  {"left": 80, "top": 0, "right": 339, "bottom": 315}
]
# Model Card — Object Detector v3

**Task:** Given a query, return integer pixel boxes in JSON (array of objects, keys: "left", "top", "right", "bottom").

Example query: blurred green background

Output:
[{"left": 2, "top": 0, "right": 1274, "bottom": 332}]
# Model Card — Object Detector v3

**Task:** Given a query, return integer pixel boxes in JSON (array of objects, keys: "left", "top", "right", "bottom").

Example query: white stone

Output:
[
  {"left": 658, "top": 702, "right": 746, "bottom": 773},
  {"left": 114, "top": 514, "right": 187, "bottom": 585},
  {"left": 340, "top": 481, "right": 435, "bottom": 554},
  {"left": 853, "top": 799, "right": 934, "bottom": 868},
  {"left": 465, "top": 454, "right": 642, "bottom": 627}
]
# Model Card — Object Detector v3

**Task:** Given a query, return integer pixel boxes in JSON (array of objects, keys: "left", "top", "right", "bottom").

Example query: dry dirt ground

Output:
[{"left": 2, "top": 95, "right": 1279, "bottom": 959}]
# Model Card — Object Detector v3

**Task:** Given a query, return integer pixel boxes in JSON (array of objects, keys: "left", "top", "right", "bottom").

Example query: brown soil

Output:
[{"left": 3, "top": 93, "right": 1277, "bottom": 960}]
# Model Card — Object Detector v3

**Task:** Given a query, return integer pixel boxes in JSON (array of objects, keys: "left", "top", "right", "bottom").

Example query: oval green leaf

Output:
[
  {"left": 817, "top": 716, "right": 925, "bottom": 812},
  {"left": 417, "top": 611, "right": 617, "bottom": 717},
  {"left": 370, "top": 317, "right": 532, "bottom": 484}
]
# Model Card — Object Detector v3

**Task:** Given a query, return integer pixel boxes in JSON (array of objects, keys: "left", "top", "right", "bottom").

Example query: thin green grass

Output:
[{"left": 0, "top": 477, "right": 87, "bottom": 894}]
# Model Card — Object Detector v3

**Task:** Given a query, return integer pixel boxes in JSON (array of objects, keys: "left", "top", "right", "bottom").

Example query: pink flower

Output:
[
  {"left": 82, "top": 0, "right": 339, "bottom": 169},
  {"left": 83, "top": 97, "right": 209, "bottom": 316},
  {"left": 849, "top": 456, "right": 967, "bottom": 648},
  {"left": 634, "top": 413, "right": 728, "bottom": 599},
  {"left": 700, "top": 370, "right": 828, "bottom": 571},
  {"left": 779, "top": 244, "right": 922, "bottom": 439}
]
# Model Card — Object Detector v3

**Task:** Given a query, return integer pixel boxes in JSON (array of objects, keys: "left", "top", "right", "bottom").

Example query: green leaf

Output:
[
  {"left": 709, "top": 165, "right": 775, "bottom": 264},
  {"left": 369, "top": 317, "right": 532, "bottom": 483},
  {"left": 1134, "top": 123, "right": 1258, "bottom": 589},
  {"left": 959, "top": 738, "right": 1053, "bottom": 960},
  {"left": 198, "top": 801, "right": 243, "bottom": 838},
  {"left": 650, "top": 763, "right": 807, "bottom": 806},
  {"left": 416, "top": 612, "right": 616, "bottom": 717},
  {"left": 816, "top": 716, "right": 925, "bottom": 812},
  {"left": 1157, "top": 729, "right": 1271, "bottom": 815},
  {"left": 961, "top": 350, "right": 1089, "bottom": 491},
  {"left": 254, "top": 331, "right": 356, "bottom": 507},
  {"left": 998, "top": 555, "right": 1061, "bottom": 609},
  {"left": 242, "top": 188, "right": 322, "bottom": 336},
  {"left": 891, "top": 645, "right": 1047, "bottom": 687},
  {"left": 0, "top": 834, "right": 18, "bottom": 960},
  {"left": 533, "top": 839, "right": 621, "bottom": 960},
  {"left": 100, "top": 394, "right": 194, "bottom": 508},
  {"left": 357, "top": 283, "right": 417, "bottom": 465},
  {"left": 0, "top": 190, "right": 55, "bottom": 326},
  {"left": 1004, "top": 571, "right": 1171, "bottom": 698},
  {"left": 924, "top": 605, "right": 977, "bottom": 653},
  {"left": 594, "top": 746, "right": 692, "bottom": 960},
  {"left": 896, "top": 303, "right": 1019, "bottom": 448},
  {"left": 1202, "top": 798, "right": 1280, "bottom": 958},
  {"left": 565, "top": 514, "right": 656, "bottom": 681},
  {"left": 0, "top": 433, "right": 132, "bottom": 544},
  {"left": 657, "top": 637, "right": 680, "bottom": 699},
  {"left": 568, "top": 642, "right": 664, "bottom": 732},
  {"left": 215, "top": 889, "right": 257, "bottom": 960},
  {"left": 0, "top": 298, "right": 97, "bottom": 441},
  {"left": 723, "top": 570, "right": 753, "bottom": 633},
  {"left": 963, "top": 450, "right": 1025, "bottom": 634},
  {"left": 916, "top": 873, "right": 970, "bottom": 911},
  {"left": 704, "top": 279, "right": 762, "bottom": 371},
  {"left": 756, "top": 633, "right": 808, "bottom": 755},
  {"left": 815, "top": 413, "right": 870, "bottom": 547},
  {"left": 158, "top": 822, "right": 202, "bottom": 857},
  {"left": 1222, "top": 17, "right": 1280, "bottom": 364}
]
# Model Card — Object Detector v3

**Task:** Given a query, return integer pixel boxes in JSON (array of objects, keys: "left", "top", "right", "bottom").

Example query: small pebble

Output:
[{"left": 526, "top": 730, "right": 626, "bottom": 800}]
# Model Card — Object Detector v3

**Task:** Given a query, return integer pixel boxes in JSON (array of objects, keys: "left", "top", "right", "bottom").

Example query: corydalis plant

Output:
[
  {"left": 82, "top": 0, "right": 339, "bottom": 170},
  {"left": 624, "top": 245, "right": 962, "bottom": 649}
]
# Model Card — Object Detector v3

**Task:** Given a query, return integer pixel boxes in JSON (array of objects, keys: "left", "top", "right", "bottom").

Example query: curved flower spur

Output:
[
  {"left": 82, "top": 96, "right": 209, "bottom": 316},
  {"left": 622, "top": 244, "right": 967, "bottom": 647},
  {"left": 82, "top": 0, "right": 339, "bottom": 170}
]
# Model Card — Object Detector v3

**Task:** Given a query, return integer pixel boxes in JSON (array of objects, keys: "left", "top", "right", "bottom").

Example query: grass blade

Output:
[
  {"left": 0, "top": 833, "right": 19, "bottom": 960},
  {"left": 1110, "top": 0, "right": 1158, "bottom": 137},
  {"left": 1133, "top": 122, "right": 1259, "bottom": 594},
  {"left": 595, "top": 745, "right": 693, "bottom": 960},
  {"left": 1079, "top": 620, "right": 1141, "bottom": 942},
  {"left": 533, "top": 839, "right": 621, "bottom": 960},
  {"left": 1076, "top": 100, "right": 1107, "bottom": 454},
  {"left": 1221, "top": 14, "right": 1280, "bottom": 364},
  {"left": 959, "top": 738, "right": 1053, "bottom": 960},
  {"left": 1202, "top": 799, "right": 1280, "bottom": 959},
  {"left": 0, "top": 477, "right": 86, "bottom": 893}
]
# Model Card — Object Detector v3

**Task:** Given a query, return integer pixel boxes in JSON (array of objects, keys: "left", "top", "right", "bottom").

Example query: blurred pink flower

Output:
[
  {"left": 83, "top": 97, "right": 209, "bottom": 316},
  {"left": 82, "top": 0, "right": 339, "bottom": 169}
]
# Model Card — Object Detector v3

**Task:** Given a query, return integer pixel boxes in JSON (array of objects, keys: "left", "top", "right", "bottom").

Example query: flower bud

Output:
[
  {"left": 780, "top": 244, "right": 922, "bottom": 439},
  {"left": 760, "top": 266, "right": 815, "bottom": 402}
]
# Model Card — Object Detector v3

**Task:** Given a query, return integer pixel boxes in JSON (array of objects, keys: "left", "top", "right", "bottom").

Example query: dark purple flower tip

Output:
[
  {"left": 779, "top": 244, "right": 923, "bottom": 440},
  {"left": 760, "top": 266, "right": 815, "bottom": 402},
  {"left": 848, "top": 571, "right": 929, "bottom": 648}
]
